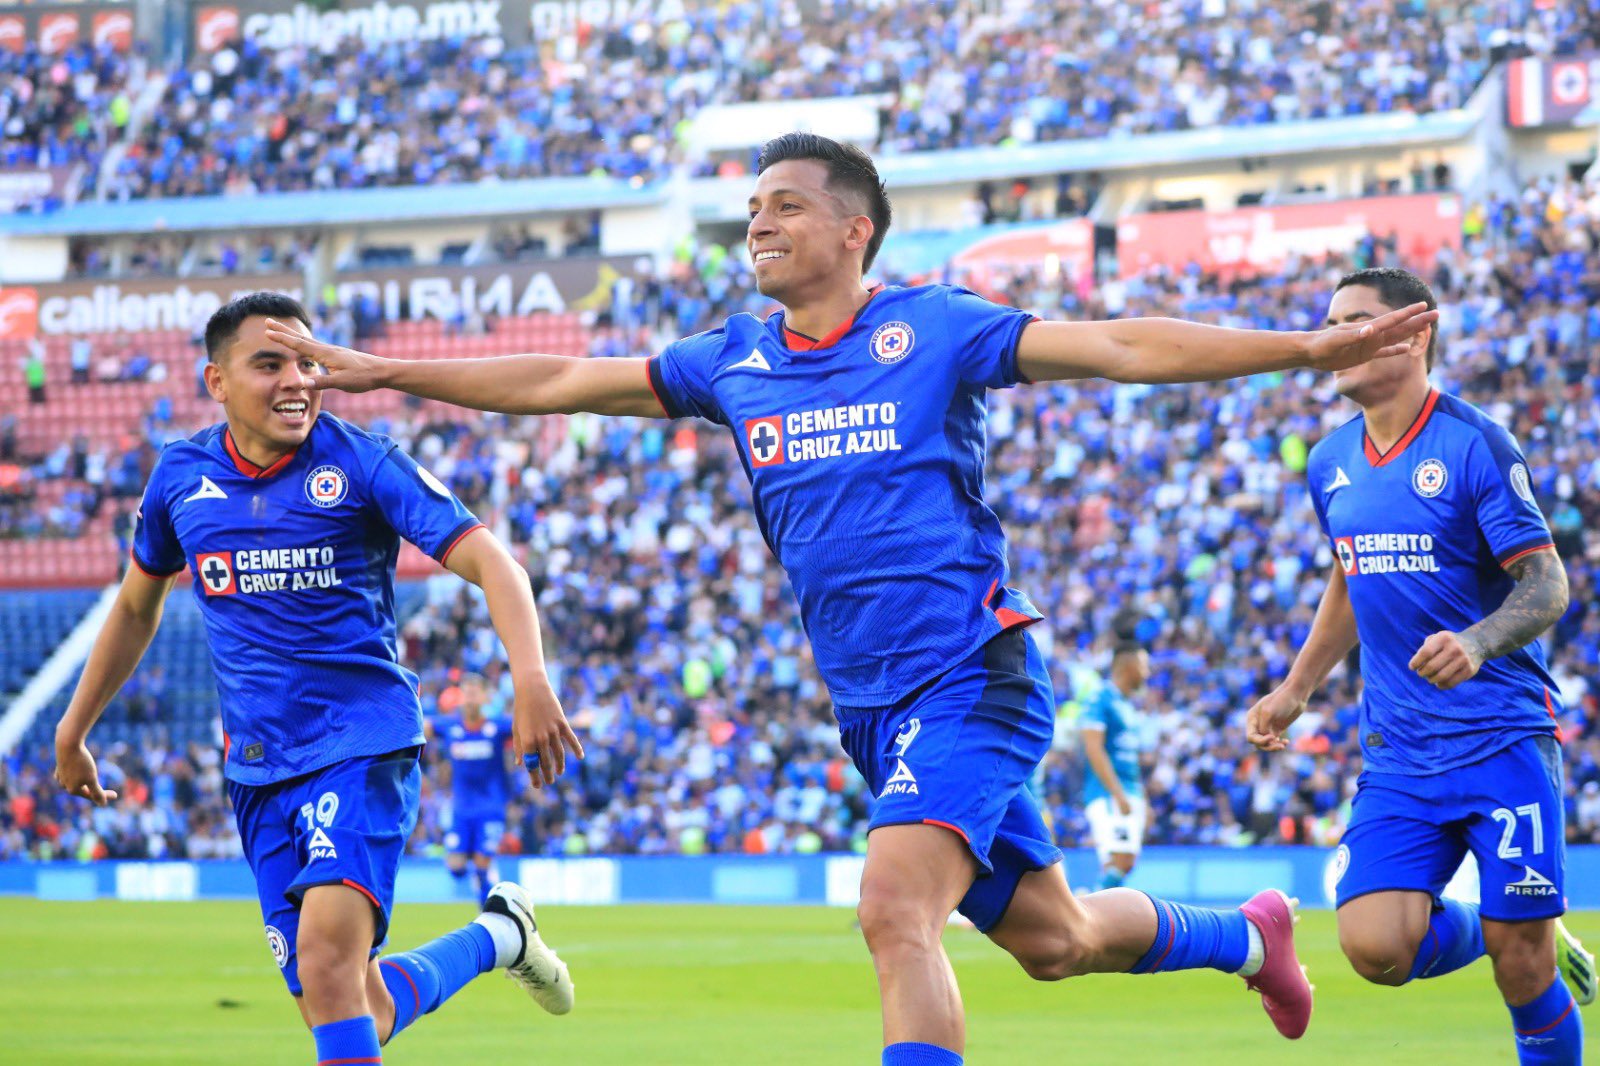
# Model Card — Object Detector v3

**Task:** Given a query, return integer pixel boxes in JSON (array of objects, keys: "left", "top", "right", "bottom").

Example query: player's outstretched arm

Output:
[
  {"left": 262, "top": 319, "right": 666, "bottom": 417},
  {"left": 1411, "top": 547, "right": 1569, "bottom": 691},
  {"left": 1015, "top": 302, "right": 1438, "bottom": 384},
  {"left": 443, "top": 528, "right": 585, "bottom": 787},
  {"left": 54, "top": 566, "right": 178, "bottom": 805},
  {"left": 1246, "top": 565, "right": 1358, "bottom": 752}
]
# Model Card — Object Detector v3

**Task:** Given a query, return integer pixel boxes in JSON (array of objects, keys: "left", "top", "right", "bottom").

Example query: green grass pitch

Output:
[{"left": 1, "top": 899, "right": 1593, "bottom": 1063}]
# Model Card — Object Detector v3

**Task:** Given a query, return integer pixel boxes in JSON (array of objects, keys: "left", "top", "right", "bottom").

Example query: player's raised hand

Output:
[
  {"left": 1245, "top": 686, "right": 1307, "bottom": 752},
  {"left": 1409, "top": 630, "right": 1483, "bottom": 690},
  {"left": 262, "top": 318, "right": 390, "bottom": 393},
  {"left": 54, "top": 740, "right": 118, "bottom": 806},
  {"left": 1304, "top": 301, "right": 1439, "bottom": 372},
  {"left": 513, "top": 675, "right": 585, "bottom": 788}
]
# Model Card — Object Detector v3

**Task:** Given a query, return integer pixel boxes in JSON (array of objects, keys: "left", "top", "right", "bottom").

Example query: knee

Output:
[
  {"left": 856, "top": 883, "right": 940, "bottom": 958},
  {"left": 295, "top": 936, "right": 365, "bottom": 1003},
  {"left": 1338, "top": 932, "right": 1414, "bottom": 987}
]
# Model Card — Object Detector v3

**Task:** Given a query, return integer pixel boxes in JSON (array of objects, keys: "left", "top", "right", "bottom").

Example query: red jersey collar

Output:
[
  {"left": 780, "top": 285, "right": 884, "bottom": 351},
  {"left": 1363, "top": 388, "right": 1439, "bottom": 468},
  {"left": 224, "top": 427, "right": 300, "bottom": 479}
]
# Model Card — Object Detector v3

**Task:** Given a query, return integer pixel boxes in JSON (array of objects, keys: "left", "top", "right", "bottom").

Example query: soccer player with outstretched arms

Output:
[
  {"left": 55, "top": 293, "right": 585, "bottom": 1065},
  {"left": 1247, "top": 268, "right": 1593, "bottom": 1064},
  {"left": 268, "top": 134, "right": 1438, "bottom": 1063}
]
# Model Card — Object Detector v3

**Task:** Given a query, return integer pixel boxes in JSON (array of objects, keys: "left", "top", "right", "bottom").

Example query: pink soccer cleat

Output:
[{"left": 1239, "top": 888, "right": 1314, "bottom": 1040}]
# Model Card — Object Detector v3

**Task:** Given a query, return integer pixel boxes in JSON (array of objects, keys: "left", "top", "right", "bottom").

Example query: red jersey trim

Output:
[
  {"left": 224, "top": 428, "right": 299, "bottom": 479},
  {"left": 1364, "top": 389, "right": 1439, "bottom": 468},
  {"left": 437, "top": 523, "right": 485, "bottom": 566},
  {"left": 781, "top": 285, "right": 884, "bottom": 351}
]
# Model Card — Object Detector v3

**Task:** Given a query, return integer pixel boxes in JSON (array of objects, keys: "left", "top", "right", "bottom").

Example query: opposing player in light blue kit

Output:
[
  {"left": 271, "top": 134, "right": 1438, "bottom": 1064},
  {"left": 54, "top": 293, "right": 584, "bottom": 1066},
  {"left": 1247, "top": 268, "right": 1593, "bottom": 1064},
  {"left": 1080, "top": 612, "right": 1150, "bottom": 891},
  {"left": 429, "top": 672, "right": 513, "bottom": 905}
]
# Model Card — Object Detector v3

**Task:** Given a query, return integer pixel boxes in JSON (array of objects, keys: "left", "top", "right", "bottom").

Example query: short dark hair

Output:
[
  {"left": 756, "top": 132, "right": 893, "bottom": 272},
  {"left": 1110, "top": 607, "right": 1146, "bottom": 658},
  {"left": 1334, "top": 267, "right": 1438, "bottom": 369},
  {"left": 204, "top": 291, "right": 312, "bottom": 362}
]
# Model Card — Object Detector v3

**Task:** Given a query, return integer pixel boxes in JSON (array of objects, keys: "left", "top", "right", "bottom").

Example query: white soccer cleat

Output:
[
  {"left": 1556, "top": 918, "right": 1595, "bottom": 1007},
  {"left": 482, "top": 881, "right": 575, "bottom": 1015}
]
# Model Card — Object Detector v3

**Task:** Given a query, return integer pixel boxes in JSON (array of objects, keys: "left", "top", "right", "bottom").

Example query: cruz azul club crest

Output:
[
  {"left": 1412, "top": 458, "right": 1447, "bottom": 498},
  {"left": 870, "top": 321, "right": 915, "bottom": 364},
  {"left": 305, "top": 465, "right": 349, "bottom": 508}
]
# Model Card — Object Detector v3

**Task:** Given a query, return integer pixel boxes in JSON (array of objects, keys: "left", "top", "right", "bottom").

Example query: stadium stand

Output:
[
  {"left": 38, "top": 0, "right": 1597, "bottom": 203},
  {"left": 5, "top": 171, "right": 1600, "bottom": 862}
]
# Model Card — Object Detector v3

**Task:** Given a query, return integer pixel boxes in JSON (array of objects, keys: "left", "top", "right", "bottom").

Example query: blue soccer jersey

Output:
[
  {"left": 434, "top": 715, "right": 511, "bottom": 817},
  {"left": 1080, "top": 681, "right": 1144, "bottom": 803},
  {"left": 132, "top": 414, "right": 482, "bottom": 786},
  {"left": 648, "top": 284, "right": 1042, "bottom": 707},
  {"left": 1305, "top": 389, "right": 1560, "bottom": 775}
]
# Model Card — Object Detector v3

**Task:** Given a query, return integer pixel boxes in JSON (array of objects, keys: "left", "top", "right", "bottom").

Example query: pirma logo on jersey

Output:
[
  {"left": 305, "top": 465, "right": 349, "bottom": 507},
  {"left": 1412, "top": 458, "right": 1447, "bottom": 498},
  {"left": 870, "top": 321, "right": 915, "bottom": 364}
]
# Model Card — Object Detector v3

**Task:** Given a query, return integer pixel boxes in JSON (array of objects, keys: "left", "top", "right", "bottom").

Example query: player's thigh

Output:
[
  {"left": 1481, "top": 916, "right": 1557, "bottom": 1001},
  {"left": 228, "top": 778, "right": 307, "bottom": 995},
  {"left": 1462, "top": 736, "right": 1566, "bottom": 924},
  {"left": 283, "top": 747, "right": 424, "bottom": 951},
  {"left": 961, "top": 784, "right": 1063, "bottom": 933},
  {"left": 1334, "top": 783, "right": 1467, "bottom": 912},
  {"left": 858, "top": 822, "right": 980, "bottom": 938},
  {"left": 1336, "top": 890, "right": 1435, "bottom": 966}
]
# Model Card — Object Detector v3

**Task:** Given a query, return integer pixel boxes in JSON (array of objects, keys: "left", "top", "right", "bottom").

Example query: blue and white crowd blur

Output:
[
  {"left": 2, "top": 1, "right": 1594, "bottom": 203},
  {"left": 3, "top": 172, "right": 1600, "bottom": 863}
]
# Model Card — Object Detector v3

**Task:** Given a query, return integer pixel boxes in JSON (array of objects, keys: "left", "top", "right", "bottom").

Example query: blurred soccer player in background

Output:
[
  {"left": 429, "top": 672, "right": 514, "bottom": 905},
  {"left": 1080, "top": 610, "right": 1151, "bottom": 892},
  {"left": 271, "top": 134, "right": 1438, "bottom": 1064},
  {"left": 54, "top": 293, "right": 583, "bottom": 1065},
  {"left": 1248, "top": 268, "right": 1593, "bottom": 1065}
]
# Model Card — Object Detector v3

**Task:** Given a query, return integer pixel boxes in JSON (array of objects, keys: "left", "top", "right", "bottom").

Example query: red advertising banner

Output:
[
  {"left": 92, "top": 9, "right": 134, "bottom": 51},
  {"left": 1115, "top": 193, "right": 1462, "bottom": 277},
  {"left": 38, "top": 12, "right": 80, "bottom": 54},
  {"left": 1506, "top": 53, "right": 1599, "bottom": 128},
  {"left": 0, "top": 15, "right": 25, "bottom": 54},
  {"left": 949, "top": 219, "right": 1095, "bottom": 289}
]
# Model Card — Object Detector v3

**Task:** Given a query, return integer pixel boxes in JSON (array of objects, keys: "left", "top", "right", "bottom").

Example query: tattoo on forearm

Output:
[{"left": 1460, "top": 550, "right": 1569, "bottom": 663}]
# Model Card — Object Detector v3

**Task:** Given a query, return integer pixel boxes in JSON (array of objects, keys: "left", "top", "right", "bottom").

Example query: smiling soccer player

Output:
[
  {"left": 55, "top": 292, "right": 585, "bottom": 1065},
  {"left": 267, "top": 134, "right": 1439, "bottom": 1063}
]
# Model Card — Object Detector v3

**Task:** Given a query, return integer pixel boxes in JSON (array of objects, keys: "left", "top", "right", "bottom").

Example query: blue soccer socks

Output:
[
  {"left": 1128, "top": 895, "right": 1251, "bottom": 974},
  {"left": 883, "top": 1042, "right": 963, "bottom": 1066},
  {"left": 1407, "top": 899, "right": 1485, "bottom": 981},
  {"left": 312, "top": 1015, "right": 381, "bottom": 1064},
  {"left": 378, "top": 923, "right": 497, "bottom": 1040},
  {"left": 1508, "top": 974, "right": 1583, "bottom": 1065}
]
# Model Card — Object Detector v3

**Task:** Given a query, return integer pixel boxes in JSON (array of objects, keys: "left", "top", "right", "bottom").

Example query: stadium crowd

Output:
[
  {"left": 4, "top": 172, "right": 1600, "bottom": 865},
  {"left": 10, "top": 0, "right": 1593, "bottom": 205}
]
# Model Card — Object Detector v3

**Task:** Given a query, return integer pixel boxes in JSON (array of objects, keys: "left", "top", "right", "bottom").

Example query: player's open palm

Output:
[
  {"left": 1245, "top": 686, "right": 1306, "bottom": 752},
  {"left": 262, "top": 318, "right": 387, "bottom": 393},
  {"left": 1305, "top": 301, "right": 1439, "bottom": 372},
  {"left": 514, "top": 677, "right": 585, "bottom": 788},
  {"left": 54, "top": 739, "right": 118, "bottom": 806}
]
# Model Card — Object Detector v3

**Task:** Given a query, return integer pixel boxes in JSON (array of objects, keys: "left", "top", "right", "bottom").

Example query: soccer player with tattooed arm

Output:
[
  {"left": 1247, "top": 268, "right": 1592, "bottom": 1065},
  {"left": 268, "top": 133, "right": 1438, "bottom": 1064}
]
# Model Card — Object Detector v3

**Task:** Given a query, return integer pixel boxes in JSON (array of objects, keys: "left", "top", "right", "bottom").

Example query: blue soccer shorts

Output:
[
  {"left": 446, "top": 811, "right": 505, "bottom": 857},
  {"left": 836, "top": 627, "right": 1063, "bottom": 932},
  {"left": 228, "top": 747, "right": 422, "bottom": 995},
  {"left": 1334, "top": 734, "right": 1566, "bottom": 922}
]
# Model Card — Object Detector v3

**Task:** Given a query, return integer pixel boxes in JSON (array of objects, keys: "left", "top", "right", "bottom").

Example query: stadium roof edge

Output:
[{"left": 0, "top": 175, "right": 669, "bottom": 238}]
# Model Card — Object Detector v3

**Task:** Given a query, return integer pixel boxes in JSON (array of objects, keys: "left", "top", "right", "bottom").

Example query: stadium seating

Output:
[{"left": 6, "top": 176, "right": 1600, "bottom": 861}]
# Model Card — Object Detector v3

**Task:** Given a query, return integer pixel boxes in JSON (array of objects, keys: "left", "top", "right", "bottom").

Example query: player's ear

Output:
[
  {"left": 203, "top": 359, "right": 226, "bottom": 404},
  {"left": 845, "top": 213, "right": 873, "bottom": 256}
]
